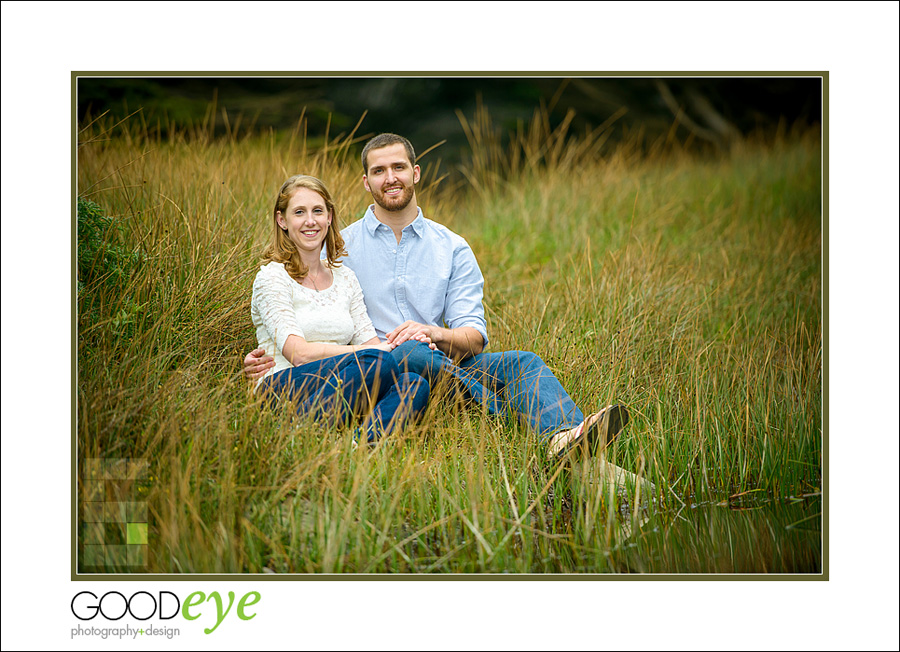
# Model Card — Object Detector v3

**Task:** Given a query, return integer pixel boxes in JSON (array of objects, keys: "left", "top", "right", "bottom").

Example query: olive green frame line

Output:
[{"left": 70, "top": 70, "right": 828, "bottom": 581}]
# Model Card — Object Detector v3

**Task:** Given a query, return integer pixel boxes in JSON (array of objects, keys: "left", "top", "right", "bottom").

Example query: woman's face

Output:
[{"left": 276, "top": 187, "right": 332, "bottom": 255}]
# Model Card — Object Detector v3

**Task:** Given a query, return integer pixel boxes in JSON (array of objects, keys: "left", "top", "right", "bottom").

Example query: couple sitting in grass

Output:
[{"left": 247, "top": 133, "right": 628, "bottom": 458}]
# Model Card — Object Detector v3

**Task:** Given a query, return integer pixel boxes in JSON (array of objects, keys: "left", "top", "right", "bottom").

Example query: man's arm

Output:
[
  {"left": 243, "top": 348, "right": 275, "bottom": 380},
  {"left": 437, "top": 238, "right": 489, "bottom": 357},
  {"left": 244, "top": 334, "right": 436, "bottom": 381},
  {"left": 386, "top": 322, "right": 483, "bottom": 360}
]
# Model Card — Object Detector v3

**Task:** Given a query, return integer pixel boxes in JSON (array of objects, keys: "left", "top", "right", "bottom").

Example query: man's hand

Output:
[
  {"left": 386, "top": 321, "right": 438, "bottom": 349},
  {"left": 243, "top": 347, "right": 275, "bottom": 381},
  {"left": 411, "top": 332, "right": 438, "bottom": 350}
]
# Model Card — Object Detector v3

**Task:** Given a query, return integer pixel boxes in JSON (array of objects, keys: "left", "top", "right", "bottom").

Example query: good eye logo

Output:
[{"left": 71, "top": 590, "right": 260, "bottom": 634}]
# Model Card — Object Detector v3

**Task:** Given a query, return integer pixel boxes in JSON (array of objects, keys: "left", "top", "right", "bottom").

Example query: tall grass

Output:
[{"left": 76, "top": 106, "right": 821, "bottom": 573}]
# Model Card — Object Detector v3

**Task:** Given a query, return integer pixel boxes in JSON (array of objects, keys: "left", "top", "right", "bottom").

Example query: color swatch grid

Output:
[{"left": 81, "top": 458, "right": 150, "bottom": 571}]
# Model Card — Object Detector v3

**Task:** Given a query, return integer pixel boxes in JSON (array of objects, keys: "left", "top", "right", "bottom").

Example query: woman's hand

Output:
[
  {"left": 243, "top": 347, "right": 275, "bottom": 380},
  {"left": 410, "top": 332, "right": 438, "bottom": 350},
  {"left": 355, "top": 337, "right": 395, "bottom": 353}
]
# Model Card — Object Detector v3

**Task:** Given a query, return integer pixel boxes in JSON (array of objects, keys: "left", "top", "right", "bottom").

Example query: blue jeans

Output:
[
  {"left": 391, "top": 341, "right": 584, "bottom": 439},
  {"left": 260, "top": 349, "right": 429, "bottom": 443}
]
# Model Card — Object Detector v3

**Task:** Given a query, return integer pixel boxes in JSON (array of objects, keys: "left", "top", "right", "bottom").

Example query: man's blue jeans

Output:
[
  {"left": 391, "top": 341, "right": 584, "bottom": 439},
  {"left": 260, "top": 349, "right": 429, "bottom": 443}
]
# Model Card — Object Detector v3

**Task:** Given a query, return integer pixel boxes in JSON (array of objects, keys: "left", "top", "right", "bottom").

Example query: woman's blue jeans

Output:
[
  {"left": 260, "top": 349, "right": 429, "bottom": 443},
  {"left": 390, "top": 341, "right": 584, "bottom": 439}
]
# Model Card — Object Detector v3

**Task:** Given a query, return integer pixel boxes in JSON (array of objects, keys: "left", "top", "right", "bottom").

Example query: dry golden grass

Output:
[{"left": 77, "top": 109, "right": 821, "bottom": 573}]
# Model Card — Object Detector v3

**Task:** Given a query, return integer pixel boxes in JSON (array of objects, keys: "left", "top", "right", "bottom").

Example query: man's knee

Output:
[
  {"left": 390, "top": 340, "right": 448, "bottom": 379},
  {"left": 356, "top": 349, "right": 400, "bottom": 384},
  {"left": 503, "top": 350, "right": 545, "bottom": 372},
  {"left": 518, "top": 350, "right": 541, "bottom": 365},
  {"left": 390, "top": 339, "right": 432, "bottom": 361},
  {"left": 356, "top": 348, "right": 388, "bottom": 362}
]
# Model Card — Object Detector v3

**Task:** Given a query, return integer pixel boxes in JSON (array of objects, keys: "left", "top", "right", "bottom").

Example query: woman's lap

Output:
[{"left": 260, "top": 350, "right": 427, "bottom": 432}]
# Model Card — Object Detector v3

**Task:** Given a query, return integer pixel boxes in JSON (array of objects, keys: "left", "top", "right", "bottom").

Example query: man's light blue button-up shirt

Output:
[{"left": 339, "top": 205, "right": 489, "bottom": 346}]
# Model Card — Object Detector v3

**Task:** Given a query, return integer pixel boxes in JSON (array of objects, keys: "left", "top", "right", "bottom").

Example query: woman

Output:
[{"left": 251, "top": 174, "right": 430, "bottom": 443}]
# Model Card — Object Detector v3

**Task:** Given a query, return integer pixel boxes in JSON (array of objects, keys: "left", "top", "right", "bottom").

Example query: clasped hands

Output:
[
  {"left": 370, "top": 322, "right": 438, "bottom": 353},
  {"left": 385, "top": 320, "right": 440, "bottom": 350}
]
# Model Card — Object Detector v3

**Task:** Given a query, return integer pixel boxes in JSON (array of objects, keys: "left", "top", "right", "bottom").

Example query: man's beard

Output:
[{"left": 372, "top": 182, "right": 414, "bottom": 212}]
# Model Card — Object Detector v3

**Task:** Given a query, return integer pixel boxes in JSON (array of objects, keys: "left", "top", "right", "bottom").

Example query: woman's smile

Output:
[{"left": 276, "top": 187, "right": 332, "bottom": 253}]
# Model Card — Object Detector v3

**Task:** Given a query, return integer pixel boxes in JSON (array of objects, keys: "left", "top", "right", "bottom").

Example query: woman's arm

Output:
[
  {"left": 281, "top": 334, "right": 393, "bottom": 366},
  {"left": 345, "top": 268, "right": 438, "bottom": 353},
  {"left": 346, "top": 268, "right": 379, "bottom": 346},
  {"left": 253, "top": 264, "right": 391, "bottom": 368}
]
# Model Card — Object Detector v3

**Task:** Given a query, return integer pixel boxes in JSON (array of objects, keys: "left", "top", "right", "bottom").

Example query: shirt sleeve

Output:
[
  {"left": 252, "top": 264, "right": 306, "bottom": 356},
  {"left": 443, "top": 241, "right": 489, "bottom": 347},
  {"left": 345, "top": 268, "right": 378, "bottom": 345}
]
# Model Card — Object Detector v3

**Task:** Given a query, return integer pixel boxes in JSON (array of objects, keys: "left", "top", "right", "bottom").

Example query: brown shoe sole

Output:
[{"left": 558, "top": 404, "right": 629, "bottom": 460}]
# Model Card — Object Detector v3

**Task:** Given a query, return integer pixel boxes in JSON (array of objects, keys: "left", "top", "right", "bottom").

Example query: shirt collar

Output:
[
  {"left": 407, "top": 211, "right": 426, "bottom": 237},
  {"left": 362, "top": 206, "right": 382, "bottom": 235},
  {"left": 363, "top": 205, "right": 425, "bottom": 237}
]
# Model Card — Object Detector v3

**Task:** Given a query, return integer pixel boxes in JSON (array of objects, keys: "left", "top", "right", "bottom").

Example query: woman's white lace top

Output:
[{"left": 251, "top": 261, "right": 377, "bottom": 382}]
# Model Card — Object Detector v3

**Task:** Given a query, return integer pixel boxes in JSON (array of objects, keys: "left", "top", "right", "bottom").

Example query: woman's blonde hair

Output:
[{"left": 263, "top": 175, "right": 345, "bottom": 281}]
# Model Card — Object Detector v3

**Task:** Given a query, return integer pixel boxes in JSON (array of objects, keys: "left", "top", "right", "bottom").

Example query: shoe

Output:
[{"left": 548, "top": 404, "right": 629, "bottom": 461}]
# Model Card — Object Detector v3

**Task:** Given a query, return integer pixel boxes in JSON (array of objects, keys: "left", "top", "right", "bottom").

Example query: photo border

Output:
[{"left": 71, "top": 70, "right": 828, "bottom": 581}]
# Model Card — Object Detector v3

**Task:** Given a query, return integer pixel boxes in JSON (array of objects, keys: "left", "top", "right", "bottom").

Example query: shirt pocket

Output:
[{"left": 412, "top": 275, "right": 449, "bottom": 323}]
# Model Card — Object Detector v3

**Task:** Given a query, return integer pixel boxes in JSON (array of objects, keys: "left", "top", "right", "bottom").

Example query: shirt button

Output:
[{"left": 392, "top": 249, "right": 397, "bottom": 253}]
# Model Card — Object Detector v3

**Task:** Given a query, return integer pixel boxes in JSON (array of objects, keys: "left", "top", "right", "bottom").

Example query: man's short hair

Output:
[{"left": 361, "top": 133, "right": 417, "bottom": 173}]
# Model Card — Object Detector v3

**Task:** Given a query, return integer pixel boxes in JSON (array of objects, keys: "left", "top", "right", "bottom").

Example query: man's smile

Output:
[{"left": 363, "top": 142, "right": 421, "bottom": 213}]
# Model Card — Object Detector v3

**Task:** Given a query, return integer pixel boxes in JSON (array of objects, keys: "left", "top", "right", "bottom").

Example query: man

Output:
[{"left": 244, "top": 133, "right": 628, "bottom": 458}]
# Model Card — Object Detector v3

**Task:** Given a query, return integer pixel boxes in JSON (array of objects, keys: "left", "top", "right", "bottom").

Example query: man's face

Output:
[{"left": 363, "top": 143, "right": 421, "bottom": 212}]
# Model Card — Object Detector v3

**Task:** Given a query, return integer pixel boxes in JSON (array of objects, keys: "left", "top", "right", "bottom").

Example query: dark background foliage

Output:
[{"left": 78, "top": 76, "right": 821, "bottom": 168}]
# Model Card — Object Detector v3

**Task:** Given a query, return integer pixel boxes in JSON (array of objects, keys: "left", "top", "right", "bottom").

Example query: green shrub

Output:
[{"left": 77, "top": 197, "right": 142, "bottom": 293}]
